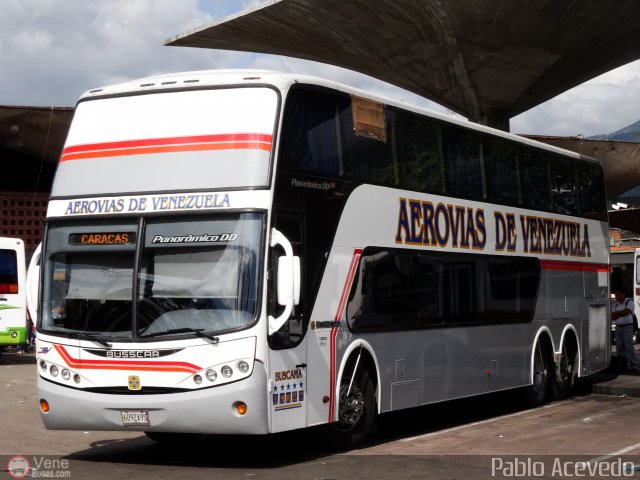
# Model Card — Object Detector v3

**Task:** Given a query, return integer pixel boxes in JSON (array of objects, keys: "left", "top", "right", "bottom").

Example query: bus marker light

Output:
[
  {"left": 237, "top": 361, "right": 249, "bottom": 374},
  {"left": 193, "top": 374, "right": 203, "bottom": 385},
  {"left": 206, "top": 369, "right": 217, "bottom": 382},
  {"left": 39, "top": 399, "right": 50, "bottom": 413},
  {"left": 235, "top": 402, "right": 248, "bottom": 415}
]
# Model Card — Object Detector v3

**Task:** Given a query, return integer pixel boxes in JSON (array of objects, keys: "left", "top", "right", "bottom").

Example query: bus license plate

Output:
[{"left": 120, "top": 409, "right": 150, "bottom": 426}]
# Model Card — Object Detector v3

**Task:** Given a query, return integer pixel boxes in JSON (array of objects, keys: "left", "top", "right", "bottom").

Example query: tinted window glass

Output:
[
  {"left": 280, "top": 89, "right": 349, "bottom": 177},
  {"left": 520, "top": 148, "right": 549, "bottom": 211},
  {"left": 549, "top": 154, "right": 577, "bottom": 215},
  {"left": 394, "top": 111, "right": 444, "bottom": 194},
  {"left": 576, "top": 162, "right": 607, "bottom": 220},
  {"left": 347, "top": 248, "right": 540, "bottom": 332},
  {"left": 484, "top": 138, "right": 520, "bottom": 206},
  {"left": 442, "top": 126, "right": 484, "bottom": 199}
]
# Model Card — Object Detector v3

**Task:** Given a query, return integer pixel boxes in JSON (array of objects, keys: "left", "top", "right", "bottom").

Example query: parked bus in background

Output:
[
  {"left": 35, "top": 70, "right": 610, "bottom": 447},
  {"left": 26, "top": 242, "right": 41, "bottom": 324},
  {"left": 0, "top": 237, "right": 27, "bottom": 348}
]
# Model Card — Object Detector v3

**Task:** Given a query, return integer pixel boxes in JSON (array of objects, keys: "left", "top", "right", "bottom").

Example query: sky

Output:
[{"left": 2, "top": 0, "right": 640, "bottom": 138}]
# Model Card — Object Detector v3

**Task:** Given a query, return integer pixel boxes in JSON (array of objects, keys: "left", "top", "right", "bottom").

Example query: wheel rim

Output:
[
  {"left": 533, "top": 341, "right": 548, "bottom": 394},
  {"left": 337, "top": 381, "right": 364, "bottom": 429},
  {"left": 558, "top": 343, "right": 574, "bottom": 385}
]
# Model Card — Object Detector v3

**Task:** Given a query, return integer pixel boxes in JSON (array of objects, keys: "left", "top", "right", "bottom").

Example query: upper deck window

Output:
[{"left": 278, "top": 85, "right": 607, "bottom": 220}]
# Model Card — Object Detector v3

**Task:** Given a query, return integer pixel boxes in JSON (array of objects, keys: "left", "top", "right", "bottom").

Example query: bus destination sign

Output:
[{"left": 69, "top": 232, "right": 136, "bottom": 246}]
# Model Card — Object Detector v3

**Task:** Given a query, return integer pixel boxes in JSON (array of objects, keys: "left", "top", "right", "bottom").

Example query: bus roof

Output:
[{"left": 79, "top": 69, "right": 598, "bottom": 166}]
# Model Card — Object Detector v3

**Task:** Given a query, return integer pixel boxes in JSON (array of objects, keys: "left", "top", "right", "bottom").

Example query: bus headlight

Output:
[
  {"left": 40, "top": 360, "right": 47, "bottom": 371},
  {"left": 237, "top": 361, "right": 249, "bottom": 373},
  {"left": 50, "top": 365, "right": 59, "bottom": 377},
  {"left": 61, "top": 369, "right": 71, "bottom": 381},
  {"left": 221, "top": 365, "right": 233, "bottom": 378},
  {"left": 193, "top": 374, "right": 203, "bottom": 385},
  {"left": 73, "top": 374, "right": 81, "bottom": 384},
  {"left": 206, "top": 369, "right": 217, "bottom": 382}
]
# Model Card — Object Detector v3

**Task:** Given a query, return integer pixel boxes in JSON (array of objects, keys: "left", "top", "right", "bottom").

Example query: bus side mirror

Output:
[
  {"left": 269, "top": 228, "right": 301, "bottom": 335},
  {"left": 277, "top": 255, "right": 301, "bottom": 307}
]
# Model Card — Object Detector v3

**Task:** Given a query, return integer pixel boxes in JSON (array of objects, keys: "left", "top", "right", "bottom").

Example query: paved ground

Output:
[{"left": 1, "top": 348, "right": 640, "bottom": 479}]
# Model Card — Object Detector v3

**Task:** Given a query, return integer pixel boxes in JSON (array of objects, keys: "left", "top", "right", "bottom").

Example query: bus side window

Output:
[
  {"left": 519, "top": 148, "right": 550, "bottom": 211},
  {"left": 280, "top": 88, "right": 343, "bottom": 177},
  {"left": 549, "top": 153, "right": 577, "bottom": 216}
]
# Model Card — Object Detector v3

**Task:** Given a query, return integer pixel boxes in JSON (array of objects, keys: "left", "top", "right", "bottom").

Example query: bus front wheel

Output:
[{"left": 329, "top": 368, "right": 377, "bottom": 449}]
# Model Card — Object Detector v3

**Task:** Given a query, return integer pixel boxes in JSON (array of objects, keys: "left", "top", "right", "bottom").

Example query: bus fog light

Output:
[
  {"left": 73, "top": 374, "right": 81, "bottom": 384},
  {"left": 193, "top": 374, "right": 203, "bottom": 385},
  {"left": 39, "top": 399, "right": 50, "bottom": 413},
  {"left": 237, "top": 361, "right": 249, "bottom": 373},
  {"left": 234, "top": 402, "right": 247, "bottom": 416},
  {"left": 50, "top": 365, "right": 59, "bottom": 377},
  {"left": 221, "top": 365, "right": 233, "bottom": 378},
  {"left": 206, "top": 369, "right": 217, "bottom": 382},
  {"left": 39, "top": 360, "right": 47, "bottom": 371},
  {"left": 61, "top": 369, "right": 71, "bottom": 381}
]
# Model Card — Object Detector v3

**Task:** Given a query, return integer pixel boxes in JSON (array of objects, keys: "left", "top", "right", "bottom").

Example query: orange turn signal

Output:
[
  {"left": 235, "top": 402, "right": 248, "bottom": 416},
  {"left": 39, "top": 399, "right": 50, "bottom": 413}
]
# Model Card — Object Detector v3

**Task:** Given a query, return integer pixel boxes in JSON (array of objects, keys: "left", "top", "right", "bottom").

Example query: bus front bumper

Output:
[{"left": 37, "top": 365, "right": 269, "bottom": 434}]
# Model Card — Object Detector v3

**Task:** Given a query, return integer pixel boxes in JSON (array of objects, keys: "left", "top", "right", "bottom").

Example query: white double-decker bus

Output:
[{"left": 36, "top": 70, "right": 610, "bottom": 446}]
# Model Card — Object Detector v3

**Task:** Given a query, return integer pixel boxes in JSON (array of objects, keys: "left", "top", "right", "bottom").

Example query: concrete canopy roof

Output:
[
  {"left": 525, "top": 136, "right": 640, "bottom": 200},
  {"left": 1, "top": 105, "right": 73, "bottom": 164},
  {"left": 166, "top": 0, "right": 640, "bottom": 129}
]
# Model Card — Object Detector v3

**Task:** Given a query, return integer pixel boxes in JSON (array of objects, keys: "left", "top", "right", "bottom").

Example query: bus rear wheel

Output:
[
  {"left": 525, "top": 338, "right": 551, "bottom": 407},
  {"left": 329, "top": 368, "right": 377, "bottom": 449},
  {"left": 551, "top": 340, "right": 578, "bottom": 400}
]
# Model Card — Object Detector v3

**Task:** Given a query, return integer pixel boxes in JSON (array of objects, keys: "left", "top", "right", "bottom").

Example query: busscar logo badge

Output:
[{"left": 128, "top": 375, "right": 141, "bottom": 391}]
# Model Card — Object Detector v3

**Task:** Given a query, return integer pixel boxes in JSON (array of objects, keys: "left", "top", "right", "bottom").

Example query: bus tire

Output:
[
  {"left": 551, "top": 339, "right": 578, "bottom": 401},
  {"left": 525, "top": 337, "right": 551, "bottom": 407},
  {"left": 144, "top": 432, "right": 202, "bottom": 444},
  {"left": 329, "top": 367, "right": 377, "bottom": 450}
]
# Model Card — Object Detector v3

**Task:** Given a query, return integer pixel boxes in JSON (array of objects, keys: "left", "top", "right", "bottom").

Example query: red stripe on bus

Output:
[
  {"left": 539, "top": 260, "right": 609, "bottom": 272},
  {"left": 54, "top": 344, "right": 201, "bottom": 373},
  {"left": 60, "top": 133, "right": 273, "bottom": 162},
  {"left": 328, "top": 249, "right": 363, "bottom": 422}
]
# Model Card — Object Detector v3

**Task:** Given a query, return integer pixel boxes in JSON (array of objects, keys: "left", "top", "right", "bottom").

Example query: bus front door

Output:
[{"left": 268, "top": 213, "right": 308, "bottom": 433}]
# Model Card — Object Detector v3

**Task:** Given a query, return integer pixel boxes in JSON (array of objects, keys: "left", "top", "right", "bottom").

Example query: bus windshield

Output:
[
  {"left": 0, "top": 248, "right": 18, "bottom": 294},
  {"left": 40, "top": 213, "right": 264, "bottom": 339}
]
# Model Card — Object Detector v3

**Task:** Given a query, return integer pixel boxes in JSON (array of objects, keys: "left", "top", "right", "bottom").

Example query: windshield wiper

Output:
[
  {"left": 69, "top": 332, "right": 112, "bottom": 348},
  {"left": 142, "top": 328, "right": 219, "bottom": 344}
]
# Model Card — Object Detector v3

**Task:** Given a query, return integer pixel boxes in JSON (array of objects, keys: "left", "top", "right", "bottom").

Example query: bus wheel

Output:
[
  {"left": 551, "top": 340, "right": 578, "bottom": 401},
  {"left": 525, "top": 338, "right": 551, "bottom": 407},
  {"left": 330, "top": 368, "right": 377, "bottom": 449},
  {"left": 144, "top": 432, "right": 202, "bottom": 444}
]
